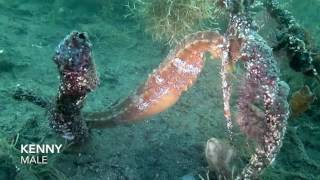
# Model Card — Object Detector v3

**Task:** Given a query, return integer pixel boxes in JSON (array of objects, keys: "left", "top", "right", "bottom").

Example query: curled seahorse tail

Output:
[
  {"left": 84, "top": 99, "right": 128, "bottom": 128},
  {"left": 85, "top": 31, "right": 224, "bottom": 127}
]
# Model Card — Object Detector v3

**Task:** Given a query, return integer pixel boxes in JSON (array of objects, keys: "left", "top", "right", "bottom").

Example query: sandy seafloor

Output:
[{"left": 0, "top": 0, "right": 319, "bottom": 179}]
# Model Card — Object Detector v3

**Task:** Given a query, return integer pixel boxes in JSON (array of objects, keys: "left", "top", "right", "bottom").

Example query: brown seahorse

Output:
[{"left": 85, "top": 31, "right": 225, "bottom": 128}]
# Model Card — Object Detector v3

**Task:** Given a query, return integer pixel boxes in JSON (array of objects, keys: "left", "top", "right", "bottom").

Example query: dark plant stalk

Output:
[{"left": 264, "top": 0, "right": 320, "bottom": 84}]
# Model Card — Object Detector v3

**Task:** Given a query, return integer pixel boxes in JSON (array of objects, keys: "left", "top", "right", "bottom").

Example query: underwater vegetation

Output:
[
  {"left": 265, "top": 0, "right": 320, "bottom": 82},
  {"left": 0, "top": 138, "right": 17, "bottom": 179},
  {"left": 127, "top": 0, "right": 223, "bottom": 45},
  {"left": 0, "top": 118, "right": 68, "bottom": 180}
]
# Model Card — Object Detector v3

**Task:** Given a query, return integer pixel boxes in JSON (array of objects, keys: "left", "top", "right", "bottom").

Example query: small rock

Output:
[{"left": 181, "top": 174, "right": 196, "bottom": 180}]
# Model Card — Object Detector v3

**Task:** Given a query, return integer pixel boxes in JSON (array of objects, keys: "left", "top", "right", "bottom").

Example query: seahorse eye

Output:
[{"left": 78, "top": 33, "right": 86, "bottom": 40}]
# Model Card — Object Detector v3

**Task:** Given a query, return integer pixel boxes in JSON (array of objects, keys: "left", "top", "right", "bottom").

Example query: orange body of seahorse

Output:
[{"left": 86, "top": 32, "right": 225, "bottom": 128}]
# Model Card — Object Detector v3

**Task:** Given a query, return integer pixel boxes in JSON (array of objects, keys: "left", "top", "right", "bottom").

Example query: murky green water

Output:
[{"left": 0, "top": 0, "right": 319, "bottom": 179}]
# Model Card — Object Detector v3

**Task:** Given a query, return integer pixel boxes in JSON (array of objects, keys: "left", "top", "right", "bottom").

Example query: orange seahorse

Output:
[{"left": 85, "top": 31, "right": 226, "bottom": 128}]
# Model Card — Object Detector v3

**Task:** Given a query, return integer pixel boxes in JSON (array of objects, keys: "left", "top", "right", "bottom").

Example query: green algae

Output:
[{"left": 128, "top": 0, "right": 223, "bottom": 45}]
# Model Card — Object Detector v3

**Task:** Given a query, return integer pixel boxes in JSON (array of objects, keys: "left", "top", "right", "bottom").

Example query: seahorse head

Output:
[{"left": 53, "top": 31, "right": 99, "bottom": 95}]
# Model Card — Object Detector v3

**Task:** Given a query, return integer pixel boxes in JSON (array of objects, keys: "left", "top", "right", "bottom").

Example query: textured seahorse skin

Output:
[
  {"left": 51, "top": 31, "right": 99, "bottom": 142},
  {"left": 86, "top": 31, "right": 224, "bottom": 128},
  {"left": 53, "top": 31, "right": 99, "bottom": 96},
  {"left": 230, "top": 15, "right": 290, "bottom": 180}
]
